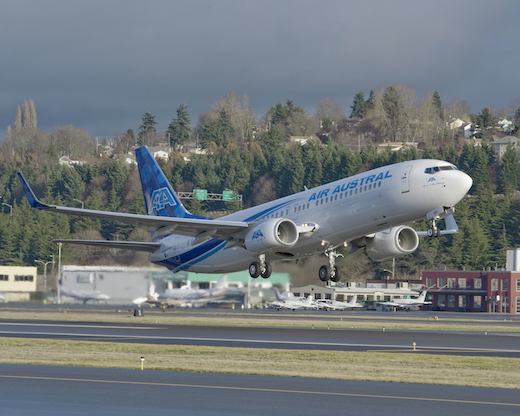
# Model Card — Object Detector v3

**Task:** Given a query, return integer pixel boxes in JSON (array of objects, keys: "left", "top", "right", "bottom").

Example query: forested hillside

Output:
[{"left": 1, "top": 88, "right": 520, "bottom": 283}]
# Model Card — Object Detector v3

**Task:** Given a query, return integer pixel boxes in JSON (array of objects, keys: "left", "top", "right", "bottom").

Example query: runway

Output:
[
  {"left": 0, "top": 364, "right": 518, "bottom": 415},
  {"left": 1, "top": 320, "right": 520, "bottom": 357}
]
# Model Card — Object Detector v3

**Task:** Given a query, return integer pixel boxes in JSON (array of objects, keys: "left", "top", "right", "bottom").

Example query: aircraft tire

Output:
[
  {"left": 249, "top": 262, "right": 261, "bottom": 278},
  {"left": 318, "top": 265, "right": 330, "bottom": 282},
  {"left": 330, "top": 266, "right": 340, "bottom": 282},
  {"left": 261, "top": 262, "right": 272, "bottom": 279}
]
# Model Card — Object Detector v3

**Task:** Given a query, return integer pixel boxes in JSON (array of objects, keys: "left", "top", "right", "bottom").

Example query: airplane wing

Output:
[
  {"left": 17, "top": 172, "right": 249, "bottom": 240},
  {"left": 54, "top": 239, "right": 161, "bottom": 252}
]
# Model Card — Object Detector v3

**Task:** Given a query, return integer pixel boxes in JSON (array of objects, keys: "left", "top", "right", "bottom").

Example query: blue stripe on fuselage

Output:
[{"left": 161, "top": 199, "right": 297, "bottom": 271}]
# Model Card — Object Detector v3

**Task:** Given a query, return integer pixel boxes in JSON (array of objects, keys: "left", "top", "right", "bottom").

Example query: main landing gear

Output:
[
  {"left": 249, "top": 254, "right": 272, "bottom": 279},
  {"left": 319, "top": 249, "right": 343, "bottom": 283}
]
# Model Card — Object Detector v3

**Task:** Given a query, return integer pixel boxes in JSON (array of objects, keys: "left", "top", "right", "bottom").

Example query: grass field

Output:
[{"left": 1, "top": 337, "right": 519, "bottom": 389}]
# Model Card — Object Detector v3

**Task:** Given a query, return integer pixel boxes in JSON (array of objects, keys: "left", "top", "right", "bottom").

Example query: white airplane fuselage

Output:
[{"left": 150, "top": 159, "right": 472, "bottom": 273}]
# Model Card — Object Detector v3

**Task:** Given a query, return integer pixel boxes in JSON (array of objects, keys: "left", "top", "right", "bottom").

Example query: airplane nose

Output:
[{"left": 460, "top": 172, "right": 473, "bottom": 194}]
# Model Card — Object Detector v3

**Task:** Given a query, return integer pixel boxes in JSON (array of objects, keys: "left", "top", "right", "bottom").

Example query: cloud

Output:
[{"left": 1, "top": 0, "right": 519, "bottom": 135}]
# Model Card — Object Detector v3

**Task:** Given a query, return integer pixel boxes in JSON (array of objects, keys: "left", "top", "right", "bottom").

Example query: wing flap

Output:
[{"left": 54, "top": 239, "right": 161, "bottom": 252}]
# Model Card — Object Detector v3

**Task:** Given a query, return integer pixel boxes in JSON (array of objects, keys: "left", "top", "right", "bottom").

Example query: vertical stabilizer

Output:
[
  {"left": 417, "top": 290, "right": 427, "bottom": 303},
  {"left": 135, "top": 146, "right": 190, "bottom": 218}
]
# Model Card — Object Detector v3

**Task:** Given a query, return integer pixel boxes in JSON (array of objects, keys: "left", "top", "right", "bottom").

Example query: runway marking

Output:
[
  {"left": 0, "top": 323, "right": 159, "bottom": 330},
  {"left": 1, "top": 330, "right": 520, "bottom": 354},
  {"left": 0, "top": 374, "right": 518, "bottom": 407}
]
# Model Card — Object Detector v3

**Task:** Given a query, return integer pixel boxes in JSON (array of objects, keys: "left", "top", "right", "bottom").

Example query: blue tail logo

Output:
[{"left": 151, "top": 187, "right": 177, "bottom": 211}]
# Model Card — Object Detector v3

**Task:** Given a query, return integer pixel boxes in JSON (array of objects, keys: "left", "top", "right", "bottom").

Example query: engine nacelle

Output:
[
  {"left": 366, "top": 226, "right": 419, "bottom": 261},
  {"left": 245, "top": 218, "right": 299, "bottom": 253}
]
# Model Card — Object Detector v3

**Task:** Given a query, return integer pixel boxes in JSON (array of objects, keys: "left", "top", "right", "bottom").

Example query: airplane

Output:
[
  {"left": 17, "top": 145, "right": 472, "bottom": 282},
  {"left": 133, "top": 276, "right": 244, "bottom": 308},
  {"left": 59, "top": 287, "right": 110, "bottom": 304},
  {"left": 377, "top": 289, "right": 431, "bottom": 310},
  {"left": 269, "top": 289, "right": 318, "bottom": 310},
  {"left": 317, "top": 295, "right": 364, "bottom": 311}
]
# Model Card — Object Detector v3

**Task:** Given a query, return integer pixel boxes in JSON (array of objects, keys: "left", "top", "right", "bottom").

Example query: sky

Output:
[{"left": 1, "top": 0, "right": 519, "bottom": 136}]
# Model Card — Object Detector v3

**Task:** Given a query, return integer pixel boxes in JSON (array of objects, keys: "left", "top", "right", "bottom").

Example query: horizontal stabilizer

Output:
[{"left": 54, "top": 239, "right": 161, "bottom": 252}]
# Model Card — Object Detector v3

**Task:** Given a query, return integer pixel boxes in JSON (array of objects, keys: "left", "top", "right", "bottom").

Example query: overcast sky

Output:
[{"left": 1, "top": 0, "right": 519, "bottom": 136}]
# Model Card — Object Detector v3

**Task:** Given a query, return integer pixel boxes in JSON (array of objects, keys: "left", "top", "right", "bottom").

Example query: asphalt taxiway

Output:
[
  {"left": 1, "top": 320, "right": 519, "bottom": 357},
  {"left": 0, "top": 364, "right": 518, "bottom": 416}
]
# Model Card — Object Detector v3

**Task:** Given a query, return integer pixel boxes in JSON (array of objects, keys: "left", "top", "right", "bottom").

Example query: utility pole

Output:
[{"left": 57, "top": 242, "right": 62, "bottom": 304}]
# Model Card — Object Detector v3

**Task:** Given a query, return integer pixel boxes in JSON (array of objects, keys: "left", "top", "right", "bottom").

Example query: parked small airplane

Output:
[
  {"left": 18, "top": 146, "right": 472, "bottom": 282},
  {"left": 317, "top": 295, "right": 364, "bottom": 310},
  {"left": 269, "top": 289, "right": 318, "bottom": 310},
  {"left": 377, "top": 289, "right": 431, "bottom": 310},
  {"left": 60, "top": 287, "right": 110, "bottom": 304},
  {"left": 133, "top": 276, "right": 244, "bottom": 308}
]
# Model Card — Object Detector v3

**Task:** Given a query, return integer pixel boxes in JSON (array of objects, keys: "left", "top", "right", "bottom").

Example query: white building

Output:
[
  {"left": 0, "top": 265, "right": 38, "bottom": 301},
  {"left": 292, "top": 282, "right": 419, "bottom": 309}
]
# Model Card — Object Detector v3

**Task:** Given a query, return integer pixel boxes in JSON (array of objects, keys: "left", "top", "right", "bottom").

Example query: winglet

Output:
[{"left": 17, "top": 172, "right": 50, "bottom": 210}]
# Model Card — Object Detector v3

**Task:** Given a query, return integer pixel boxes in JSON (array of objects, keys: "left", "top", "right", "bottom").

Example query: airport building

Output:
[
  {"left": 421, "top": 249, "right": 520, "bottom": 314},
  {"left": 421, "top": 270, "right": 520, "bottom": 314},
  {"left": 291, "top": 281, "right": 419, "bottom": 309},
  {"left": 60, "top": 265, "right": 290, "bottom": 304},
  {"left": 0, "top": 265, "right": 38, "bottom": 301}
]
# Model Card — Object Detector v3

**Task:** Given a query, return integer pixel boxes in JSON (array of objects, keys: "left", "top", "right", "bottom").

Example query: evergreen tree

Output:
[
  {"left": 350, "top": 92, "right": 366, "bottom": 118},
  {"left": 167, "top": 104, "right": 191, "bottom": 149},
  {"left": 498, "top": 145, "right": 519, "bottom": 196},
  {"left": 365, "top": 90, "right": 375, "bottom": 111},
  {"left": 138, "top": 112, "right": 157, "bottom": 145},
  {"left": 513, "top": 106, "right": 520, "bottom": 134},
  {"left": 382, "top": 86, "right": 406, "bottom": 141},
  {"left": 215, "top": 108, "right": 234, "bottom": 146},
  {"left": 432, "top": 91, "right": 444, "bottom": 120}
]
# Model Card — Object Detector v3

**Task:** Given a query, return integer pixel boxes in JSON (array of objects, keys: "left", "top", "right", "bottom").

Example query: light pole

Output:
[{"left": 35, "top": 259, "right": 52, "bottom": 293}]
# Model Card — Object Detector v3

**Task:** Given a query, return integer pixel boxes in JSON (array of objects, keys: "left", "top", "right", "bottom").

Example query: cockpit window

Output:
[
  {"left": 425, "top": 165, "right": 457, "bottom": 174},
  {"left": 424, "top": 167, "right": 439, "bottom": 174}
]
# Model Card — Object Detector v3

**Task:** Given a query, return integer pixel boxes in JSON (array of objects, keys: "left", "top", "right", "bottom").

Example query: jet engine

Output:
[
  {"left": 365, "top": 226, "right": 419, "bottom": 261},
  {"left": 245, "top": 218, "right": 299, "bottom": 253}
]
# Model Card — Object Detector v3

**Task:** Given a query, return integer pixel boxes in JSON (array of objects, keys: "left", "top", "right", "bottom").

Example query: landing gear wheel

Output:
[
  {"left": 319, "top": 265, "right": 330, "bottom": 282},
  {"left": 249, "top": 262, "right": 261, "bottom": 279},
  {"left": 261, "top": 262, "right": 272, "bottom": 279},
  {"left": 330, "top": 266, "right": 340, "bottom": 282}
]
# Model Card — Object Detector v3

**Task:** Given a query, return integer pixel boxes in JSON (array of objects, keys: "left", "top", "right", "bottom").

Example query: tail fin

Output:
[
  {"left": 135, "top": 146, "right": 190, "bottom": 218},
  {"left": 273, "top": 287, "right": 284, "bottom": 301},
  {"left": 417, "top": 290, "right": 427, "bottom": 302},
  {"left": 214, "top": 276, "right": 227, "bottom": 289}
]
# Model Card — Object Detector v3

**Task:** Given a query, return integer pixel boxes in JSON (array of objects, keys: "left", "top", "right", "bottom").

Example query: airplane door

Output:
[{"left": 400, "top": 166, "right": 412, "bottom": 193}]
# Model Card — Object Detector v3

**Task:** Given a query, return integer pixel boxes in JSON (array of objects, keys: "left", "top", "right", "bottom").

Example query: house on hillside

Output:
[{"left": 58, "top": 155, "right": 85, "bottom": 167}]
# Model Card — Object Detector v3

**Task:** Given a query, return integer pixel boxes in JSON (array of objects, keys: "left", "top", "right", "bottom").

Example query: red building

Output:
[{"left": 420, "top": 270, "right": 520, "bottom": 314}]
